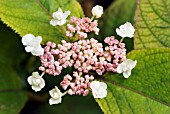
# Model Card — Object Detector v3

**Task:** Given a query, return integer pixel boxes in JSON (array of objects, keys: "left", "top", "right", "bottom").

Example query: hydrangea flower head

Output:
[
  {"left": 27, "top": 72, "right": 45, "bottom": 92},
  {"left": 117, "top": 59, "right": 137, "bottom": 78},
  {"left": 49, "top": 86, "right": 63, "bottom": 105},
  {"left": 50, "top": 8, "right": 70, "bottom": 26},
  {"left": 90, "top": 81, "right": 107, "bottom": 98},
  {"left": 116, "top": 22, "right": 135, "bottom": 38},
  {"left": 22, "top": 34, "right": 44, "bottom": 56},
  {"left": 92, "top": 5, "right": 103, "bottom": 18}
]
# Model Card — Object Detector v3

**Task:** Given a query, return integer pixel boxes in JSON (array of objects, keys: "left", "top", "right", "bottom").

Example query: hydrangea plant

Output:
[{"left": 0, "top": 0, "right": 170, "bottom": 114}]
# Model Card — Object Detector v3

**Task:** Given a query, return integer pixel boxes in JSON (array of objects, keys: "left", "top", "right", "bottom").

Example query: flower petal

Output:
[
  {"left": 25, "top": 46, "right": 34, "bottom": 52},
  {"left": 49, "top": 98, "right": 62, "bottom": 105},
  {"left": 58, "top": 8, "right": 63, "bottom": 13},
  {"left": 31, "top": 46, "right": 44, "bottom": 56},
  {"left": 116, "top": 28, "right": 126, "bottom": 38},
  {"left": 117, "top": 64, "right": 123, "bottom": 73},
  {"left": 116, "top": 22, "right": 135, "bottom": 38},
  {"left": 32, "top": 85, "right": 42, "bottom": 92},
  {"left": 123, "top": 70, "right": 131, "bottom": 78},
  {"left": 63, "top": 10, "right": 70, "bottom": 19},
  {"left": 50, "top": 19, "right": 58, "bottom": 26},
  {"left": 92, "top": 5, "right": 103, "bottom": 18},
  {"left": 36, "top": 36, "right": 42, "bottom": 43},
  {"left": 22, "top": 34, "right": 34, "bottom": 45},
  {"left": 90, "top": 81, "right": 107, "bottom": 98},
  {"left": 27, "top": 76, "right": 33, "bottom": 85}
]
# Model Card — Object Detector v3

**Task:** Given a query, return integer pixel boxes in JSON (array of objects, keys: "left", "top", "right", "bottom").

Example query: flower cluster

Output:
[
  {"left": 22, "top": 5, "right": 137, "bottom": 105},
  {"left": 66, "top": 17, "right": 99, "bottom": 39},
  {"left": 60, "top": 72, "right": 94, "bottom": 96},
  {"left": 39, "top": 37, "right": 126, "bottom": 76}
]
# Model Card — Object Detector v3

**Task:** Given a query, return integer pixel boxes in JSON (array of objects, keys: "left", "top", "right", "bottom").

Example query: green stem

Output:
[
  {"left": 91, "top": 16, "right": 95, "bottom": 21},
  {"left": 119, "top": 37, "right": 124, "bottom": 46},
  {"left": 119, "top": 37, "right": 124, "bottom": 43},
  {"left": 62, "top": 90, "right": 68, "bottom": 96},
  {"left": 40, "top": 71, "right": 45, "bottom": 77}
]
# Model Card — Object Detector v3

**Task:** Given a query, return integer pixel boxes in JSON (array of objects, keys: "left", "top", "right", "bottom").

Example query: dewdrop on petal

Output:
[
  {"left": 22, "top": 34, "right": 44, "bottom": 56},
  {"left": 92, "top": 5, "right": 103, "bottom": 18},
  {"left": 116, "top": 22, "right": 135, "bottom": 38},
  {"left": 49, "top": 86, "right": 63, "bottom": 105},
  {"left": 90, "top": 81, "right": 107, "bottom": 98},
  {"left": 27, "top": 72, "right": 45, "bottom": 92},
  {"left": 50, "top": 8, "right": 70, "bottom": 26},
  {"left": 117, "top": 59, "right": 137, "bottom": 78}
]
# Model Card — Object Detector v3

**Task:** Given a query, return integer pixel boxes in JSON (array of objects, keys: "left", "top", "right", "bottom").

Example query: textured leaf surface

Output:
[
  {"left": 96, "top": 48, "right": 170, "bottom": 113},
  {"left": 0, "top": 0, "right": 84, "bottom": 44},
  {"left": 134, "top": 0, "right": 170, "bottom": 49},
  {"left": 102, "top": 48, "right": 170, "bottom": 107},
  {"left": 0, "top": 64, "right": 27, "bottom": 114},
  {"left": 96, "top": 82, "right": 170, "bottom": 114}
]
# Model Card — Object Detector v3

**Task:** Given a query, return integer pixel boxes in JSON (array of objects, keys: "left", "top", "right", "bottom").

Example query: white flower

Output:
[
  {"left": 22, "top": 34, "right": 44, "bottom": 56},
  {"left": 90, "top": 81, "right": 107, "bottom": 98},
  {"left": 92, "top": 5, "right": 103, "bottom": 18},
  {"left": 50, "top": 8, "right": 70, "bottom": 26},
  {"left": 27, "top": 72, "right": 45, "bottom": 92},
  {"left": 49, "top": 86, "right": 63, "bottom": 105},
  {"left": 117, "top": 59, "right": 137, "bottom": 78},
  {"left": 116, "top": 22, "right": 135, "bottom": 38}
]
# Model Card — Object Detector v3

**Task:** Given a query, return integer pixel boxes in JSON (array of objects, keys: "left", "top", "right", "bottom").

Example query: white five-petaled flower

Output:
[
  {"left": 117, "top": 59, "right": 137, "bottom": 78},
  {"left": 27, "top": 72, "right": 45, "bottom": 92},
  {"left": 90, "top": 81, "right": 107, "bottom": 98},
  {"left": 91, "top": 5, "right": 103, "bottom": 18},
  {"left": 22, "top": 34, "right": 44, "bottom": 56},
  {"left": 50, "top": 8, "right": 70, "bottom": 26},
  {"left": 116, "top": 22, "right": 135, "bottom": 38},
  {"left": 49, "top": 86, "right": 63, "bottom": 105}
]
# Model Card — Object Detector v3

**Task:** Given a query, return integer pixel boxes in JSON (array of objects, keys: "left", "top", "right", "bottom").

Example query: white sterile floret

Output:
[
  {"left": 49, "top": 86, "right": 63, "bottom": 105},
  {"left": 91, "top": 5, "right": 103, "bottom": 18},
  {"left": 117, "top": 59, "right": 137, "bottom": 78},
  {"left": 22, "top": 34, "right": 44, "bottom": 56},
  {"left": 90, "top": 81, "right": 107, "bottom": 98},
  {"left": 116, "top": 22, "right": 135, "bottom": 38},
  {"left": 50, "top": 8, "right": 70, "bottom": 26},
  {"left": 27, "top": 72, "right": 45, "bottom": 92}
]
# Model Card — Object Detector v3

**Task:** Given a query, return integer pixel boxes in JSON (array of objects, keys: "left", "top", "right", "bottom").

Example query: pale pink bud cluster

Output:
[
  {"left": 104, "top": 36, "right": 126, "bottom": 67},
  {"left": 39, "top": 37, "right": 126, "bottom": 76},
  {"left": 66, "top": 16, "right": 99, "bottom": 39},
  {"left": 39, "top": 37, "right": 126, "bottom": 97},
  {"left": 60, "top": 71, "right": 94, "bottom": 96},
  {"left": 39, "top": 41, "right": 74, "bottom": 76}
]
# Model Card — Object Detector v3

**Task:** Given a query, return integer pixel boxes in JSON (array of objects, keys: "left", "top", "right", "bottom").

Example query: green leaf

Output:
[
  {"left": 96, "top": 82, "right": 170, "bottom": 114},
  {"left": 102, "top": 48, "right": 170, "bottom": 108},
  {"left": 0, "top": 0, "right": 84, "bottom": 44},
  {"left": 134, "top": 0, "right": 170, "bottom": 49},
  {"left": 0, "top": 64, "right": 27, "bottom": 114}
]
